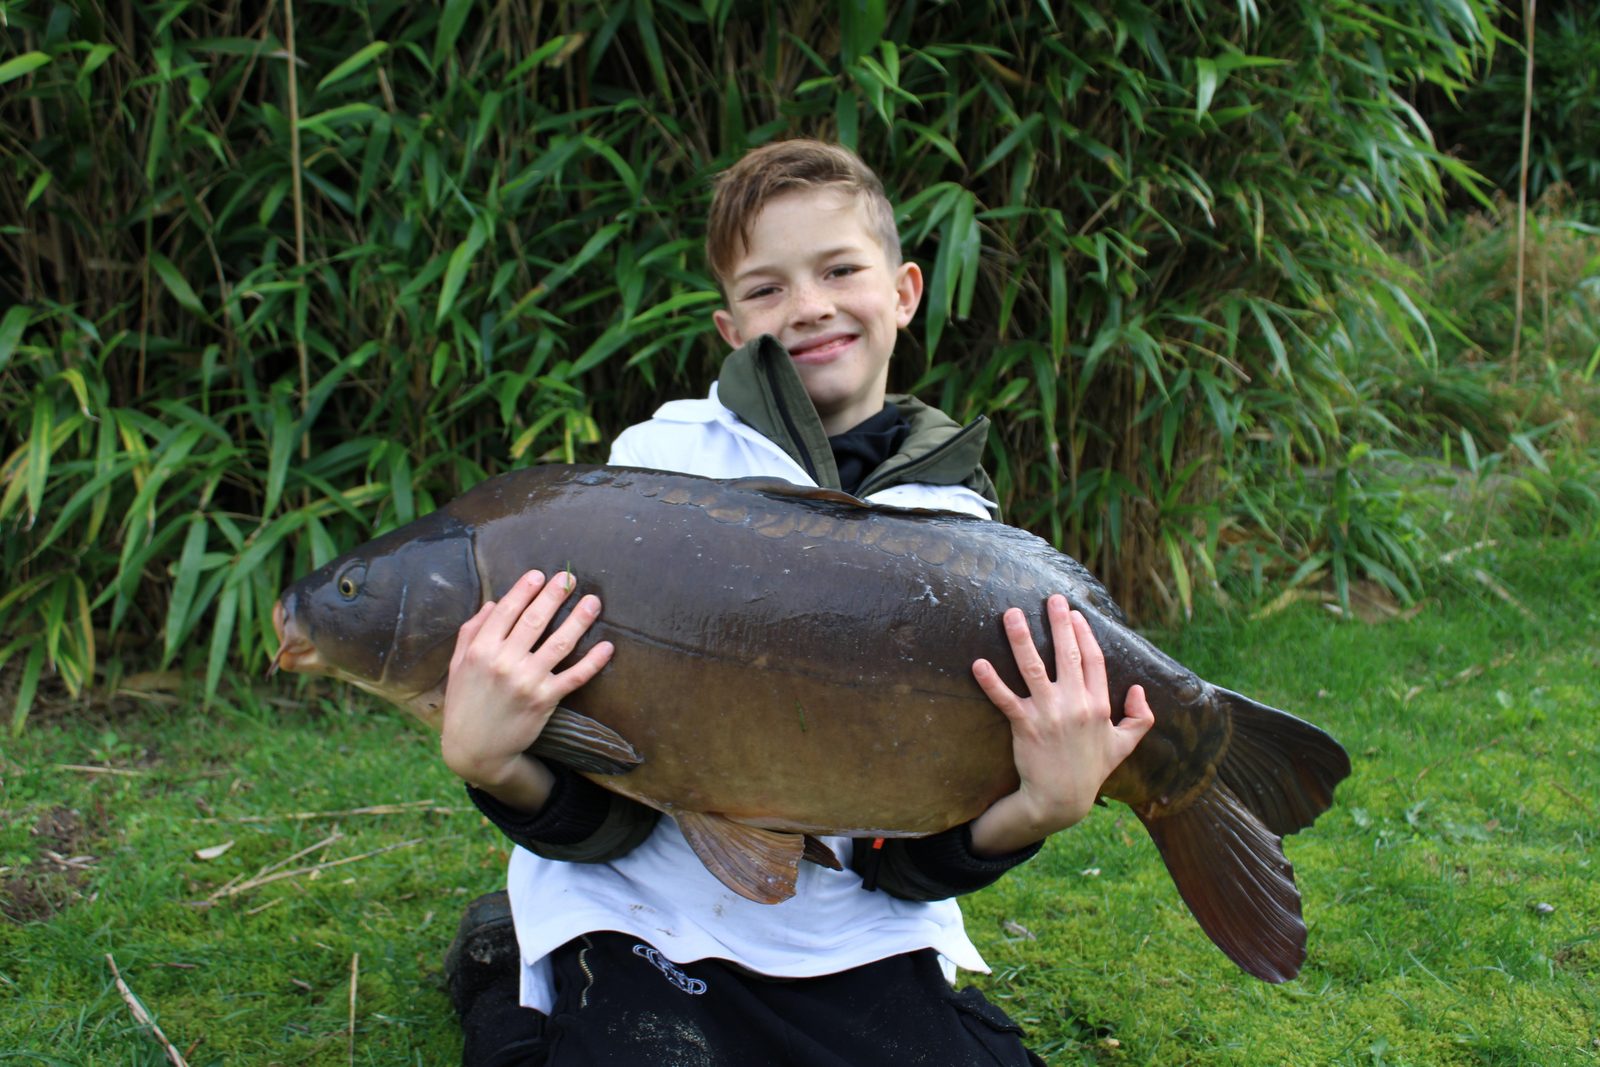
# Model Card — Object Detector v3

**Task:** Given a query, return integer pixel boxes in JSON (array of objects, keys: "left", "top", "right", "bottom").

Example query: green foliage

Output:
[
  {"left": 1423, "top": 0, "right": 1600, "bottom": 209},
  {"left": 0, "top": 0, "right": 1546, "bottom": 728}
]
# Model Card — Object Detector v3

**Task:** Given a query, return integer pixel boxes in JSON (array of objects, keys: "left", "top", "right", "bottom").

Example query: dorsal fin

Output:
[{"left": 725, "top": 477, "right": 870, "bottom": 508}]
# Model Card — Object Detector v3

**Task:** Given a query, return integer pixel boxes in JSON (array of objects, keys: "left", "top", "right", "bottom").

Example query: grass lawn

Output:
[{"left": 2, "top": 536, "right": 1595, "bottom": 1065}]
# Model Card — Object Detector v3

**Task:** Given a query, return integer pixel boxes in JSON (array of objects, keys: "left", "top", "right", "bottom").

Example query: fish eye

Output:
[{"left": 336, "top": 564, "right": 365, "bottom": 600}]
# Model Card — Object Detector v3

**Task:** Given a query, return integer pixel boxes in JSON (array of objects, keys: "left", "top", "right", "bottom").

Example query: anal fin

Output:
[
  {"left": 676, "top": 812, "right": 803, "bottom": 904},
  {"left": 528, "top": 706, "right": 642, "bottom": 775},
  {"left": 802, "top": 835, "right": 843, "bottom": 870}
]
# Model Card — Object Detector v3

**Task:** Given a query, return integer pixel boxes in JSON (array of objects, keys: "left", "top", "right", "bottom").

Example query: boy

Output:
[{"left": 439, "top": 140, "right": 1154, "bottom": 1065}]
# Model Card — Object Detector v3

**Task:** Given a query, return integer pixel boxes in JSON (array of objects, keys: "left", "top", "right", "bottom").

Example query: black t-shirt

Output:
[{"left": 827, "top": 404, "right": 910, "bottom": 495}]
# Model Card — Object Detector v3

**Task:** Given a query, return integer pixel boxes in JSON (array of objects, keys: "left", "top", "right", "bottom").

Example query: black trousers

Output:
[{"left": 462, "top": 932, "right": 1045, "bottom": 1067}]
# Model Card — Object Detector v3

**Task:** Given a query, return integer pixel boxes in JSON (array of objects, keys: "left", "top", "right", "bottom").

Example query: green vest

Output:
[{"left": 714, "top": 336, "right": 1000, "bottom": 514}]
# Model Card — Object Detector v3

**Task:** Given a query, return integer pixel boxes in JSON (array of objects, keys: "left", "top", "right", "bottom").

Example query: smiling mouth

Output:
[{"left": 788, "top": 334, "right": 857, "bottom": 363}]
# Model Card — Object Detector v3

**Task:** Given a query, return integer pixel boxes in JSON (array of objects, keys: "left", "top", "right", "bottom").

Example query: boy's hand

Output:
[
  {"left": 439, "top": 569, "right": 613, "bottom": 812},
  {"left": 967, "top": 594, "right": 1154, "bottom": 856}
]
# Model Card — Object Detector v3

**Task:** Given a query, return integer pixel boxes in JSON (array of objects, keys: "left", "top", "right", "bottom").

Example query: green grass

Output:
[{"left": 2, "top": 536, "right": 1596, "bottom": 1065}]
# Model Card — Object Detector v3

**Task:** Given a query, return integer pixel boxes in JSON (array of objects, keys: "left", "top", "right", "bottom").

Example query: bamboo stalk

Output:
[
  {"left": 1509, "top": 0, "right": 1536, "bottom": 383},
  {"left": 284, "top": 0, "right": 311, "bottom": 464}
]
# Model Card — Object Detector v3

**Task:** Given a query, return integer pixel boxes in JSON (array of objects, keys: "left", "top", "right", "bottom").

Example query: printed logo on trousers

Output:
[{"left": 632, "top": 944, "right": 708, "bottom": 995}]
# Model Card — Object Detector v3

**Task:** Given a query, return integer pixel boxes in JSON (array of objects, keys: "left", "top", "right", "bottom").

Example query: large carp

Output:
[{"left": 273, "top": 464, "right": 1349, "bottom": 982}]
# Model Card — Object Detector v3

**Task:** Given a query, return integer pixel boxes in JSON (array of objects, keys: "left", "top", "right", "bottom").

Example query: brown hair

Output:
[{"left": 705, "top": 139, "right": 902, "bottom": 291}]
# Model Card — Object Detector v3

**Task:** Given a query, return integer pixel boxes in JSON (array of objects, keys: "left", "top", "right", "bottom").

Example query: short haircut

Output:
[{"left": 705, "top": 139, "right": 902, "bottom": 291}]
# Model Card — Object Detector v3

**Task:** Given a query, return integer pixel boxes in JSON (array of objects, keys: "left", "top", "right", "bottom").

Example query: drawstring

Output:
[{"left": 858, "top": 837, "right": 887, "bottom": 892}]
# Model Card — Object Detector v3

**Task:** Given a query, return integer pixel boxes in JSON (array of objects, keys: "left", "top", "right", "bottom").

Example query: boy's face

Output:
[{"left": 714, "top": 187, "right": 923, "bottom": 436}]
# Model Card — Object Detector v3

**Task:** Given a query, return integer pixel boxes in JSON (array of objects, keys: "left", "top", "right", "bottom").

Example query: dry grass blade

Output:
[
  {"left": 347, "top": 951, "right": 360, "bottom": 1066},
  {"left": 104, "top": 954, "right": 190, "bottom": 1067},
  {"left": 201, "top": 836, "right": 422, "bottom": 903},
  {"left": 55, "top": 764, "right": 149, "bottom": 777},
  {"left": 194, "top": 800, "right": 465, "bottom": 824},
  {"left": 1469, "top": 567, "right": 1537, "bottom": 621}
]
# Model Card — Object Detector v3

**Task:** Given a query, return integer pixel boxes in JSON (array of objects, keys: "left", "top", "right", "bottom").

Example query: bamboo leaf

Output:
[
  {"left": 317, "top": 41, "right": 389, "bottom": 92},
  {"left": 0, "top": 304, "right": 29, "bottom": 371},
  {"left": 437, "top": 216, "right": 490, "bottom": 326},
  {"left": 78, "top": 43, "right": 116, "bottom": 81},
  {"left": 433, "top": 0, "right": 474, "bottom": 70},
  {"left": 0, "top": 52, "right": 51, "bottom": 86},
  {"left": 1162, "top": 530, "right": 1194, "bottom": 618},
  {"left": 262, "top": 387, "right": 297, "bottom": 519},
  {"left": 149, "top": 252, "right": 206, "bottom": 315},
  {"left": 25, "top": 171, "right": 52, "bottom": 208},
  {"left": 974, "top": 114, "right": 1042, "bottom": 176},
  {"left": 206, "top": 583, "right": 239, "bottom": 701},
  {"left": 25, "top": 391, "right": 53, "bottom": 527},
  {"left": 164, "top": 514, "right": 211, "bottom": 666},
  {"left": 11, "top": 643, "right": 46, "bottom": 737}
]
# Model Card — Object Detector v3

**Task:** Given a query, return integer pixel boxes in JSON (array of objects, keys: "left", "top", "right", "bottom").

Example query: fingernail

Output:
[{"left": 527, "top": 570, "right": 544, "bottom": 584}]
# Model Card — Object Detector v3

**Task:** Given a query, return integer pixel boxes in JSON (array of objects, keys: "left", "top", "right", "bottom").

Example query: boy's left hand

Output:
[{"left": 967, "top": 594, "right": 1155, "bottom": 856}]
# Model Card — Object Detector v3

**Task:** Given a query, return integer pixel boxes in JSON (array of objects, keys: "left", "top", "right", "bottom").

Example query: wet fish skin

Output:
[{"left": 274, "top": 464, "right": 1350, "bottom": 982}]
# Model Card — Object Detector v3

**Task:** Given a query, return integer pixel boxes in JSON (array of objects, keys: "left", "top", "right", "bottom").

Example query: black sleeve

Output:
[
  {"left": 465, "top": 765, "right": 659, "bottom": 863},
  {"left": 852, "top": 823, "right": 1044, "bottom": 902}
]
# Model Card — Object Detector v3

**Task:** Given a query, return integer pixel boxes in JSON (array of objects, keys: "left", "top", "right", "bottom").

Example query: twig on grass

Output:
[
  {"left": 197, "top": 834, "right": 422, "bottom": 905},
  {"left": 1470, "top": 568, "right": 1537, "bottom": 621},
  {"left": 193, "top": 800, "right": 466, "bottom": 824},
  {"left": 1550, "top": 782, "right": 1593, "bottom": 814},
  {"left": 1415, "top": 737, "right": 1502, "bottom": 786},
  {"left": 204, "top": 832, "right": 341, "bottom": 901},
  {"left": 347, "top": 952, "right": 360, "bottom": 1066},
  {"left": 55, "top": 763, "right": 149, "bottom": 777},
  {"left": 105, "top": 953, "right": 191, "bottom": 1067}
]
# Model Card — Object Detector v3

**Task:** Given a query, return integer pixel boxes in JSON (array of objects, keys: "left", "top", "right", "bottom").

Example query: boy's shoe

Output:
[{"left": 443, "top": 890, "right": 520, "bottom": 1018}]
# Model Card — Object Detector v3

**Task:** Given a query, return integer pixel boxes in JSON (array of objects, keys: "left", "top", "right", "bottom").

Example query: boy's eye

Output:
[
  {"left": 743, "top": 285, "right": 779, "bottom": 300},
  {"left": 826, "top": 265, "right": 861, "bottom": 279}
]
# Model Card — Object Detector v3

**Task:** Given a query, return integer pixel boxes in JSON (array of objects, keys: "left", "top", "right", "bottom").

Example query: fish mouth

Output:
[{"left": 269, "top": 595, "right": 323, "bottom": 677}]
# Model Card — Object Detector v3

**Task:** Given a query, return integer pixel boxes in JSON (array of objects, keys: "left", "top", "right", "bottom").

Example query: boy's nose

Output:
[{"left": 789, "top": 281, "right": 834, "bottom": 324}]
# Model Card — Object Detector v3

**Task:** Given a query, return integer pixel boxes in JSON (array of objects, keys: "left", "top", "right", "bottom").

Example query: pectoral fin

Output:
[
  {"left": 676, "top": 811, "right": 803, "bottom": 904},
  {"left": 528, "top": 707, "right": 643, "bottom": 775}
]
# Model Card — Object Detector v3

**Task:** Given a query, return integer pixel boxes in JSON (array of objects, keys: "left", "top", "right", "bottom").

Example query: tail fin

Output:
[
  {"left": 1136, "top": 690, "right": 1350, "bottom": 982},
  {"left": 1211, "top": 688, "right": 1351, "bottom": 837},
  {"left": 1138, "top": 782, "right": 1306, "bottom": 982}
]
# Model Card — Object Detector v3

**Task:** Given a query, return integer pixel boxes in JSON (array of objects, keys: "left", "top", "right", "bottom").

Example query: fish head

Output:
[{"left": 272, "top": 509, "right": 479, "bottom": 730}]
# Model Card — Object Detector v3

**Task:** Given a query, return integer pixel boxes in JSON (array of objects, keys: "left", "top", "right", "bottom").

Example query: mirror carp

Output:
[{"left": 273, "top": 464, "right": 1350, "bottom": 982}]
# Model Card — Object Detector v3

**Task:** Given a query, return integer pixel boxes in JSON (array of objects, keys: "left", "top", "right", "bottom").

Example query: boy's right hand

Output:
[{"left": 439, "top": 569, "right": 614, "bottom": 812}]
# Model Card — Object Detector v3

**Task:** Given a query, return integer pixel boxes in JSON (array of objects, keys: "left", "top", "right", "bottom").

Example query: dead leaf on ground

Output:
[{"left": 194, "top": 840, "right": 235, "bottom": 861}]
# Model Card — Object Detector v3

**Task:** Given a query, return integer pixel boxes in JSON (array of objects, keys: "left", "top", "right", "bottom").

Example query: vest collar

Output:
[{"left": 714, "top": 335, "right": 994, "bottom": 504}]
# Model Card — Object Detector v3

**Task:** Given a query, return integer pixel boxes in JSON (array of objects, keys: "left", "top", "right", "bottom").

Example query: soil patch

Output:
[{"left": 0, "top": 806, "right": 98, "bottom": 924}]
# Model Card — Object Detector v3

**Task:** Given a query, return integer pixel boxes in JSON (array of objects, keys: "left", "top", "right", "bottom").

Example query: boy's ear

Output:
[
  {"left": 894, "top": 262, "right": 924, "bottom": 328},
  {"left": 713, "top": 308, "right": 744, "bottom": 348}
]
